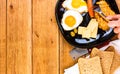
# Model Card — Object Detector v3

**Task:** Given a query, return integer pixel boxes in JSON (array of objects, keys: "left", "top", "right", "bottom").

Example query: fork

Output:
[{"left": 94, "top": 6, "right": 109, "bottom": 22}]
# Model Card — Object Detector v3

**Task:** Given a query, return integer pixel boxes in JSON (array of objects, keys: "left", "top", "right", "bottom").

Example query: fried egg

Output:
[
  {"left": 62, "top": 0, "right": 88, "bottom": 13},
  {"left": 61, "top": 10, "right": 83, "bottom": 31}
]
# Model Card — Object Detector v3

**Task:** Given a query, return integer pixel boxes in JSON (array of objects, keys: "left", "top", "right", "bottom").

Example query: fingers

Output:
[
  {"left": 108, "top": 19, "right": 120, "bottom": 28},
  {"left": 118, "top": 33, "right": 120, "bottom": 39},
  {"left": 114, "top": 27, "right": 120, "bottom": 33},
  {"left": 108, "top": 21, "right": 117, "bottom": 28},
  {"left": 113, "top": 26, "right": 120, "bottom": 39},
  {"left": 106, "top": 14, "right": 120, "bottom": 20},
  {"left": 107, "top": 15, "right": 120, "bottom": 39}
]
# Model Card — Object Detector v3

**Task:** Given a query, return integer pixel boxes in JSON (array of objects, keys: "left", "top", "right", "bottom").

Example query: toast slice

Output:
[
  {"left": 78, "top": 56, "right": 103, "bottom": 74},
  {"left": 105, "top": 46, "right": 120, "bottom": 74},
  {"left": 90, "top": 48, "right": 114, "bottom": 74}
]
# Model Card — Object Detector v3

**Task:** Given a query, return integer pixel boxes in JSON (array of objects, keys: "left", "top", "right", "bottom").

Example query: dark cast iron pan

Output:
[{"left": 55, "top": 0, "right": 120, "bottom": 48}]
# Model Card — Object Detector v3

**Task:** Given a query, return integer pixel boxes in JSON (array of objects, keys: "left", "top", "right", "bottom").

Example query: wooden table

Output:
[{"left": 0, "top": 0, "right": 120, "bottom": 74}]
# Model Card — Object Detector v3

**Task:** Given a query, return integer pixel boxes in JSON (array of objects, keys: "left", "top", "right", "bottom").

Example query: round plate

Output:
[{"left": 55, "top": 0, "right": 119, "bottom": 48}]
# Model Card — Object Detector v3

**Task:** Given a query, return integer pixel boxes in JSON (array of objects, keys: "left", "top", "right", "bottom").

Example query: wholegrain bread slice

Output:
[
  {"left": 90, "top": 48, "right": 114, "bottom": 74},
  {"left": 105, "top": 46, "right": 120, "bottom": 74},
  {"left": 78, "top": 56, "right": 103, "bottom": 74}
]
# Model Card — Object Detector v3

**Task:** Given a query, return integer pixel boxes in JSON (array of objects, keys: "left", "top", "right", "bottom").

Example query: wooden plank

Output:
[
  {"left": 32, "top": 0, "right": 59, "bottom": 74},
  {"left": 60, "top": 34, "right": 76, "bottom": 74},
  {"left": 60, "top": 1, "right": 120, "bottom": 74},
  {"left": 7, "top": 0, "right": 32, "bottom": 74},
  {"left": 0, "top": 0, "right": 6, "bottom": 74},
  {"left": 116, "top": 0, "right": 120, "bottom": 11}
]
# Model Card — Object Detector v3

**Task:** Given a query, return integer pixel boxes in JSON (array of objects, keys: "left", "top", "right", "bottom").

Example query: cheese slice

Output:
[
  {"left": 78, "top": 19, "right": 98, "bottom": 39},
  {"left": 89, "top": 19, "right": 98, "bottom": 38},
  {"left": 78, "top": 26, "right": 86, "bottom": 35},
  {"left": 87, "top": 19, "right": 98, "bottom": 38},
  {"left": 82, "top": 28, "right": 91, "bottom": 39},
  {"left": 87, "top": 19, "right": 98, "bottom": 31},
  {"left": 91, "top": 24, "right": 98, "bottom": 38}
]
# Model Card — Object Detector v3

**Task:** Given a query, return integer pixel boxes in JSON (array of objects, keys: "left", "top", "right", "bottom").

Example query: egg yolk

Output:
[
  {"left": 65, "top": 16, "right": 76, "bottom": 27},
  {"left": 71, "top": 0, "right": 87, "bottom": 8}
]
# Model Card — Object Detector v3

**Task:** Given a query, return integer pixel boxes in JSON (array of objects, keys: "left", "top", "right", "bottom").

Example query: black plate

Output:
[{"left": 55, "top": 0, "right": 119, "bottom": 48}]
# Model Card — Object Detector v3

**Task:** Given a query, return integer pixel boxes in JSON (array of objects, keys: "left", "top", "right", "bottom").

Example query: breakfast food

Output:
[
  {"left": 105, "top": 46, "right": 120, "bottom": 74},
  {"left": 95, "top": 12, "right": 109, "bottom": 31},
  {"left": 78, "top": 19, "right": 98, "bottom": 39},
  {"left": 78, "top": 26, "right": 86, "bottom": 35},
  {"left": 86, "top": 19, "right": 98, "bottom": 38},
  {"left": 97, "top": 1, "right": 115, "bottom": 16},
  {"left": 62, "top": 0, "right": 88, "bottom": 13},
  {"left": 90, "top": 48, "right": 114, "bottom": 74},
  {"left": 95, "top": 0, "right": 115, "bottom": 31},
  {"left": 70, "top": 31, "right": 75, "bottom": 37},
  {"left": 78, "top": 56, "right": 103, "bottom": 74},
  {"left": 73, "top": 28, "right": 78, "bottom": 33},
  {"left": 61, "top": 10, "right": 83, "bottom": 31},
  {"left": 87, "top": 0, "right": 94, "bottom": 18},
  {"left": 77, "top": 45, "right": 120, "bottom": 74},
  {"left": 60, "top": 0, "right": 116, "bottom": 39}
]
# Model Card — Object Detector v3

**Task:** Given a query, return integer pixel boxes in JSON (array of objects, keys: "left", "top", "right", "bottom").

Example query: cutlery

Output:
[
  {"left": 69, "top": 35, "right": 118, "bottom": 60},
  {"left": 94, "top": 6, "right": 109, "bottom": 22},
  {"left": 87, "top": 0, "right": 109, "bottom": 22},
  {"left": 70, "top": 47, "right": 89, "bottom": 60}
]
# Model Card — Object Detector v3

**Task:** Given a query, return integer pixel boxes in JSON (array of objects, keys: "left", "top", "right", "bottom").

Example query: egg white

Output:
[
  {"left": 61, "top": 10, "right": 83, "bottom": 31},
  {"left": 62, "top": 0, "right": 88, "bottom": 13}
]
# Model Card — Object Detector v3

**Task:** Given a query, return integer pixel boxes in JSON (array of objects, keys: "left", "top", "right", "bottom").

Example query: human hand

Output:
[{"left": 107, "top": 14, "right": 120, "bottom": 39}]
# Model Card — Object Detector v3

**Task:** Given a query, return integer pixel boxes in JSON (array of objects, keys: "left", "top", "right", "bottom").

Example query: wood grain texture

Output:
[
  {"left": 0, "top": 0, "right": 120, "bottom": 74},
  {"left": 0, "top": 0, "right": 6, "bottom": 74},
  {"left": 7, "top": 0, "right": 32, "bottom": 74},
  {"left": 60, "top": 34, "right": 76, "bottom": 74},
  {"left": 32, "top": 0, "right": 59, "bottom": 74},
  {"left": 60, "top": 1, "right": 120, "bottom": 74},
  {"left": 116, "top": 0, "right": 120, "bottom": 11}
]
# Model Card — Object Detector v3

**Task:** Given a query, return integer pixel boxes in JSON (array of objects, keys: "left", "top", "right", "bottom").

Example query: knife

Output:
[
  {"left": 69, "top": 35, "right": 118, "bottom": 60},
  {"left": 70, "top": 47, "right": 89, "bottom": 60},
  {"left": 69, "top": 0, "right": 93, "bottom": 60}
]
